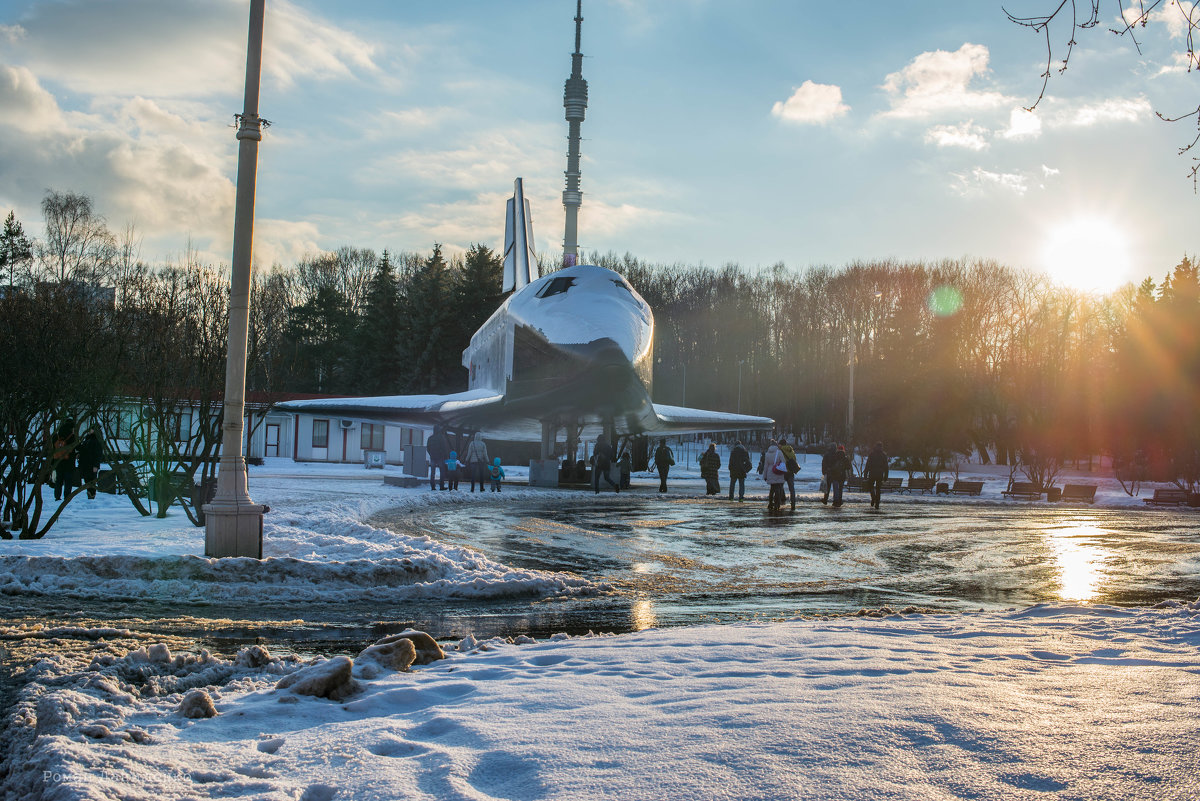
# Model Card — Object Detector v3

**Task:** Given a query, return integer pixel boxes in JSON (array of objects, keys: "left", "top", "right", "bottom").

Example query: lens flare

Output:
[{"left": 927, "top": 285, "right": 963, "bottom": 317}]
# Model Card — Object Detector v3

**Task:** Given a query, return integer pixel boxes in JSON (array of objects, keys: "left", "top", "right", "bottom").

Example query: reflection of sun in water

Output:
[
  {"left": 631, "top": 599, "right": 657, "bottom": 631},
  {"left": 1047, "top": 525, "right": 1108, "bottom": 602},
  {"left": 1040, "top": 217, "right": 1132, "bottom": 293}
]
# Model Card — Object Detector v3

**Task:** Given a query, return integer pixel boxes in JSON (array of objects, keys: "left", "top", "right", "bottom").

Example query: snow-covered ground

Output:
[{"left": 2, "top": 456, "right": 1197, "bottom": 800}]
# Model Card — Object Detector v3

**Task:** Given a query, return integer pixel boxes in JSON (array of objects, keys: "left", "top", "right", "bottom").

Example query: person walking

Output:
[
  {"left": 820, "top": 444, "right": 838, "bottom": 505},
  {"left": 487, "top": 457, "right": 505, "bottom": 492},
  {"left": 426, "top": 426, "right": 450, "bottom": 490},
  {"left": 760, "top": 439, "right": 787, "bottom": 511},
  {"left": 827, "top": 444, "right": 852, "bottom": 508},
  {"left": 778, "top": 436, "right": 800, "bottom": 510},
  {"left": 50, "top": 419, "right": 78, "bottom": 502},
  {"left": 464, "top": 433, "right": 489, "bottom": 492},
  {"left": 591, "top": 434, "right": 619, "bottom": 494},
  {"left": 653, "top": 439, "right": 674, "bottom": 493},
  {"left": 865, "top": 441, "right": 889, "bottom": 509},
  {"left": 699, "top": 442, "right": 721, "bottom": 495},
  {"left": 728, "top": 440, "right": 752, "bottom": 501},
  {"left": 618, "top": 449, "right": 632, "bottom": 490},
  {"left": 444, "top": 451, "right": 466, "bottom": 490},
  {"left": 76, "top": 427, "right": 103, "bottom": 500}
]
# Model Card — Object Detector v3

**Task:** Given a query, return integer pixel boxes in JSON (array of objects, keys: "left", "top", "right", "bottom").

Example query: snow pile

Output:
[
  {"left": 0, "top": 472, "right": 602, "bottom": 604},
  {"left": 7, "top": 604, "right": 1199, "bottom": 800}
]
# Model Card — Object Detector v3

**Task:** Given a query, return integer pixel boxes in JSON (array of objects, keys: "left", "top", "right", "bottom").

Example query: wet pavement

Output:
[
  {"left": 2, "top": 496, "right": 1197, "bottom": 693},
  {"left": 389, "top": 496, "right": 1200, "bottom": 633}
]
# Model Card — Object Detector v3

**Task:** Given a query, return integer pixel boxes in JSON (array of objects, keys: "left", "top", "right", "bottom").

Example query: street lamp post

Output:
[
  {"left": 737, "top": 359, "right": 745, "bottom": 413},
  {"left": 204, "top": 0, "right": 268, "bottom": 558}
]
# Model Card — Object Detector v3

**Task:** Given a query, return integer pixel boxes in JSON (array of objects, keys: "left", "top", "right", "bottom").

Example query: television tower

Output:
[{"left": 561, "top": 0, "right": 587, "bottom": 267}]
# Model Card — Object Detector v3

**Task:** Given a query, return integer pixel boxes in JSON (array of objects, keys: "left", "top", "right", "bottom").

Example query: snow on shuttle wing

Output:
[
  {"left": 649, "top": 403, "right": 774, "bottom": 434},
  {"left": 275, "top": 390, "right": 504, "bottom": 427}
]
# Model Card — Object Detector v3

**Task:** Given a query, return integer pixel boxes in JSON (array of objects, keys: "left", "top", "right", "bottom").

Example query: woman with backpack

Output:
[{"left": 760, "top": 439, "right": 787, "bottom": 511}]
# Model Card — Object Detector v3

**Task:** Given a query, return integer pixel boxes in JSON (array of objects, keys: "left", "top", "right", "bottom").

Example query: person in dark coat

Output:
[
  {"left": 426, "top": 426, "right": 450, "bottom": 490},
  {"left": 820, "top": 444, "right": 838, "bottom": 505},
  {"left": 699, "top": 442, "right": 721, "bottom": 495},
  {"left": 653, "top": 439, "right": 674, "bottom": 493},
  {"left": 592, "top": 434, "right": 618, "bottom": 494},
  {"left": 827, "top": 444, "right": 852, "bottom": 508},
  {"left": 864, "top": 441, "right": 889, "bottom": 509},
  {"left": 50, "top": 419, "right": 77, "bottom": 502},
  {"left": 76, "top": 428, "right": 104, "bottom": 500},
  {"left": 728, "top": 441, "right": 752, "bottom": 501},
  {"left": 618, "top": 450, "right": 632, "bottom": 489}
]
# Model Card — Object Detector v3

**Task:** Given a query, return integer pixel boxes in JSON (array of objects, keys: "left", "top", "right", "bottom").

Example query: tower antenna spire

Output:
[{"left": 561, "top": 0, "right": 587, "bottom": 267}]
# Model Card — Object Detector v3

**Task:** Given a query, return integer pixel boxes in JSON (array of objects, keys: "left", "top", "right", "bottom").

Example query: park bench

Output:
[
  {"left": 847, "top": 476, "right": 867, "bottom": 491},
  {"left": 1002, "top": 481, "right": 1042, "bottom": 500},
  {"left": 902, "top": 478, "right": 937, "bottom": 494},
  {"left": 949, "top": 480, "right": 984, "bottom": 496},
  {"left": 1144, "top": 488, "right": 1189, "bottom": 506},
  {"left": 880, "top": 477, "right": 904, "bottom": 492},
  {"left": 1060, "top": 484, "right": 1097, "bottom": 504}
]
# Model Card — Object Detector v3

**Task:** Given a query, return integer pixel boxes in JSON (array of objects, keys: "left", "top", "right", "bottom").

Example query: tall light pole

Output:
[
  {"left": 737, "top": 359, "right": 745, "bottom": 413},
  {"left": 205, "top": 0, "right": 268, "bottom": 559}
]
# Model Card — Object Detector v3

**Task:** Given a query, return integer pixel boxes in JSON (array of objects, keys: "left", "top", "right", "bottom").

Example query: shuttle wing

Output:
[
  {"left": 647, "top": 403, "right": 773, "bottom": 436},
  {"left": 276, "top": 389, "right": 504, "bottom": 429}
]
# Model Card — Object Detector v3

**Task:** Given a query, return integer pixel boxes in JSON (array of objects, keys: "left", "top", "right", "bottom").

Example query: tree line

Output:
[{"left": 2, "top": 190, "right": 1198, "bottom": 537}]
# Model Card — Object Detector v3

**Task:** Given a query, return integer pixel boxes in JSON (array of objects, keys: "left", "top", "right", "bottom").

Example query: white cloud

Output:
[
  {"left": 770, "top": 81, "right": 849, "bottom": 125},
  {"left": 1064, "top": 97, "right": 1152, "bottom": 126},
  {"left": 366, "top": 131, "right": 560, "bottom": 191},
  {"left": 3, "top": 0, "right": 377, "bottom": 99},
  {"left": 950, "top": 167, "right": 1029, "bottom": 197},
  {"left": 1042, "top": 165, "right": 1060, "bottom": 178},
  {"left": 1002, "top": 107, "right": 1042, "bottom": 140},
  {"left": 0, "top": 68, "right": 235, "bottom": 262},
  {"left": 924, "top": 121, "right": 989, "bottom": 150},
  {"left": 881, "top": 43, "right": 1011, "bottom": 119},
  {"left": 0, "top": 65, "right": 65, "bottom": 132},
  {"left": 254, "top": 218, "right": 323, "bottom": 270},
  {"left": 0, "top": 23, "right": 26, "bottom": 43}
]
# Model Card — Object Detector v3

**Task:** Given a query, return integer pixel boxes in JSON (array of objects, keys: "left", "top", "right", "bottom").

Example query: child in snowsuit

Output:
[
  {"left": 444, "top": 451, "right": 466, "bottom": 490},
  {"left": 488, "top": 457, "right": 505, "bottom": 492}
]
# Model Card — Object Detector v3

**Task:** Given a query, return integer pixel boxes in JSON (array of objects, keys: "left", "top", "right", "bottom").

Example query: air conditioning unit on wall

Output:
[{"left": 339, "top": 419, "right": 356, "bottom": 430}]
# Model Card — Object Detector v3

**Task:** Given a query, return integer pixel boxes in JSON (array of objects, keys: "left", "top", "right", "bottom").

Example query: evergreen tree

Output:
[
  {"left": 453, "top": 244, "right": 503, "bottom": 348},
  {"left": 0, "top": 211, "right": 34, "bottom": 290},
  {"left": 399, "top": 245, "right": 462, "bottom": 393},
  {"left": 282, "top": 285, "right": 355, "bottom": 393},
  {"left": 352, "top": 250, "right": 405, "bottom": 394}
]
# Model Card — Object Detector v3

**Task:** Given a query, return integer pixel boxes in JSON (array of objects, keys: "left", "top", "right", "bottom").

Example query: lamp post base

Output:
[{"left": 203, "top": 500, "right": 266, "bottom": 558}]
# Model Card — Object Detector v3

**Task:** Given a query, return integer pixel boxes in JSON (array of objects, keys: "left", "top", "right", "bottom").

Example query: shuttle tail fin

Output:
[{"left": 502, "top": 177, "right": 538, "bottom": 293}]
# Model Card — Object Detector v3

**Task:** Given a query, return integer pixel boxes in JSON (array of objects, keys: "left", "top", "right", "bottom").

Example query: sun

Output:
[{"left": 1039, "top": 216, "right": 1133, "bottom": 293}]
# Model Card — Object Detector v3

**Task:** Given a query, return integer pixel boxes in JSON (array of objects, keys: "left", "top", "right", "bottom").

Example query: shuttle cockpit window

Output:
[{"left": 536, "top": 276, "right": 576, "bottom": 298}]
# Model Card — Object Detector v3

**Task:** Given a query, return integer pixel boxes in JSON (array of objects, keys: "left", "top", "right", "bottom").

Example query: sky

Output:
[{"left": 1, "top": 0, "right": 1198, "bottom": 293}]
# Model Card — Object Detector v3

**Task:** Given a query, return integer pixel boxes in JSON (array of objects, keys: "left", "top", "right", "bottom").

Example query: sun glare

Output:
[{"left": 1040, "top": 217, "right": 1133, "bottom": 293}]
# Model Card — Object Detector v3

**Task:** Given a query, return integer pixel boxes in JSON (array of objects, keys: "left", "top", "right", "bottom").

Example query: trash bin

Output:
[
  {"left": 1045, "top": 486, "right": 1062, "bottom": 502},
  {"left": 936, "top": 482, "right": 949, "bottom": 495}
]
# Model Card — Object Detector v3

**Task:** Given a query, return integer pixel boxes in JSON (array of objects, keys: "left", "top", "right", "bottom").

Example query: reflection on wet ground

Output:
[
  {"left": 2, "top": 497, "right": 1197, "bottom": 700},
  {"left": 401, "top": 497, "right": 1200, "bottom": 634}
]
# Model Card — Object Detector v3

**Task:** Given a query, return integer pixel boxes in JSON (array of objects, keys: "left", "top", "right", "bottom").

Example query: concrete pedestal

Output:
[
  {"left": 528, "top": 459, "right": 561, "bottom": 487},
  {"left": 203, "top": 500, "right": 265, "bottom": 558}
]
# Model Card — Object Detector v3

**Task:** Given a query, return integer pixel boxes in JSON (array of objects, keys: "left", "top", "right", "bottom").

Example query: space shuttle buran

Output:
[{"left": 277, "top": 178, "right": 774, "bottom": 444}]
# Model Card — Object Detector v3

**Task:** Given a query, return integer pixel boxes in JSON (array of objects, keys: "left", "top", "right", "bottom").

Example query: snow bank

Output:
[
  {"left": 6, "top": 603, "right": 1199, "bottom": 800},
  {"left": 0, "top": 467, "right": 602, "bottom": 604}
]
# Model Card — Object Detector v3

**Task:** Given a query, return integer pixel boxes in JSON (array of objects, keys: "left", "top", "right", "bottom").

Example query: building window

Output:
[
  {"left": 361, "top": 423, "right": 384, "bottom": 451},
  {"left": 312, "top": 419, "right": 329, "bottom": 449},
  {"left": 172, "top": 410, "right": 192, "bottom": 442}
]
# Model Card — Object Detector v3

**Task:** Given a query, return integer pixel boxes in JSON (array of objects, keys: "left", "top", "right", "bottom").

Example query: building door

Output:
[{"left": 265, "top": 424, "right": 280, "bottom": 457}]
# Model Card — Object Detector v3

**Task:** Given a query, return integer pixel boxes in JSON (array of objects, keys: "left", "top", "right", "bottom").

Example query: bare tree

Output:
[
  {"left": 1007, "top": 0, "right": 1200, "bottom": 184},
  {"left": 38, "top": 190, "right": 116, "bottom": 284}
]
